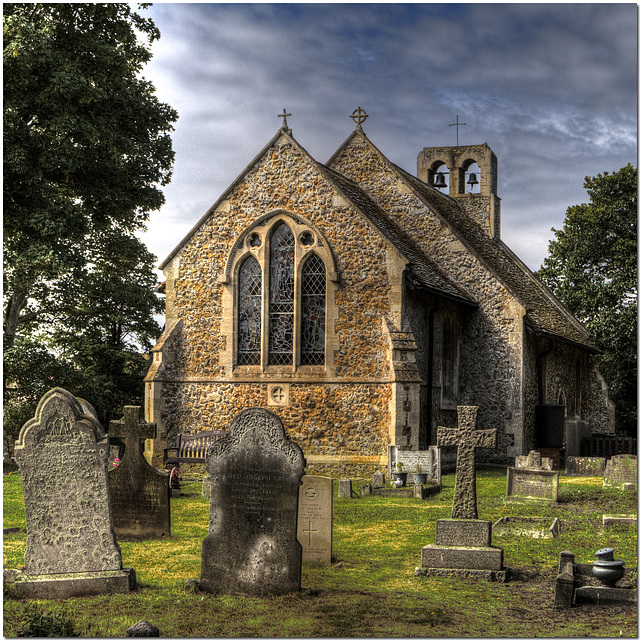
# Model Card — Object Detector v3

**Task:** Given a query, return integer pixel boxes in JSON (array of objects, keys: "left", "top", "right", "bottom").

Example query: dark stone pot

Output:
[
  {"left": 412, "top": 473, "right": 429, "bottom": 485},
  {"left": 392, "top": 472, "right": 408, "bottom": 487},
  {"left": 592, "top": 547, "right": 625, "bottom": 587}
]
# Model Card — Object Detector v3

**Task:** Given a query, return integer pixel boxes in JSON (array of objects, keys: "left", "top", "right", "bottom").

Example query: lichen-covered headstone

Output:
[
  {"left": 603, "top": 454, "right": 638, "bottom": 489},
  {"left": 200, "top": 408, "right": 305, "bottom": 595},
  {"left": 437, "top": 406, "right": 498, "bottom": 519},
  {"left": 109, "top": 407, "right": 170, "bottom": 540}
]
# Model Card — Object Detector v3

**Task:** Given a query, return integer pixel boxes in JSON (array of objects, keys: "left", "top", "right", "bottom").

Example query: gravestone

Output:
[
  {"left": 372, "top": 470, "right": 385, "bottom": 488},
  {"left": 417, "top": 406, "right": 506, "bottom": 581},
  {"left": 200, "top": 407, "right": 305, "bottom": 596},
  {"left": 108, "top": 406, "right": 170, "bottom": 540},
  {"left": 437, "top": 405, "right": 497, "bottom": 519},
  {"left": 506, "top": 450, "right": 559, "bottom": 503},
  {"left": 603, "top": 454, "right": 637, "bottom": 489},
  {"left": 338, "top": 478, "right": 352, "bottom": 498},
  {"left": 565, "top": 456, "right": 607, "bottom": 476},
  {"left": 11, "top": 387, "right": 135, "bottom": 598},
  {"left": 297, "top": 475, "right": 333, "bottom": 565}
]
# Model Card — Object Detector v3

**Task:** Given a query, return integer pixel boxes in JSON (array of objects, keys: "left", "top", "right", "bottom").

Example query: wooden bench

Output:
[{"left": 163, "top": 430, "right": 226, "bottom": 467}]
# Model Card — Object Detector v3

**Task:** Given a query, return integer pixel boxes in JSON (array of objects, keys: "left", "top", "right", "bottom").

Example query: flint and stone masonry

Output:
[{"left": 145, "top": 113, "right": 614, "bottom": 476}]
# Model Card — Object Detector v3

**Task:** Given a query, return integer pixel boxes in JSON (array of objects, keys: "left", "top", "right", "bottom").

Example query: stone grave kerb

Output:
[
  {"left": 437, "top": 406, "right": 498, "bottom": 519},
  {"left": 109, "top": 406, "right": 156, "bottom": 471}
]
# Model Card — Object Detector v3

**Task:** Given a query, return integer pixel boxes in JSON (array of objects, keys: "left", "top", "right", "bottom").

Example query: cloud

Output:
[{"left": 139, "top": 3, "right": 637, "bottom": 274}]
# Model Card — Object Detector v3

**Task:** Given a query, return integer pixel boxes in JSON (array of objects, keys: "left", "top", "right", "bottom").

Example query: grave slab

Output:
[
  {"left": 493, "top": 516, "right": 560, "bottom": 539},
  {"left": 297, "top": 475, "right": 332, "bottom": 565},
  {"left": 200, "top": 407, "right": 305, "bottom": 596},
  {"left": 506, "top": 467, "right": 559, "bottom": 503},
  {"left": 436, "top": 519, "right": 491, "bottom": 547},
  {"left": 109, "top": 407, "right": 170, "bottom": 540},
  {"left": 565, "top": 456, "right": 607, "bottom": 476},
  {"left": 12, "top": 388, "right": 134, "bottom": 597},
  {"left": 603, "top": 454, "right": 637, "bottom": 489},
  {"left": 421, "top": 545, "right": 503, "bottom": 571},
  {"left": 602, "top": 514, "right": 637, "bottom": 527}
]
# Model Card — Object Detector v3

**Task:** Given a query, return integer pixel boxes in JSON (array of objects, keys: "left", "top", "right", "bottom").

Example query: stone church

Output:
[{"left": 144, "top": 108, "right": 614, "bottom": 475}]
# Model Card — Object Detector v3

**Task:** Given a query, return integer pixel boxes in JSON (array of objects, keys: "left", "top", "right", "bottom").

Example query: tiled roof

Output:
[
  {"left": 320, "top": 165, "right": 477, "bottom": 306},
  {"left": 393, "top": 165, "right": 597, "bottom": 351}
]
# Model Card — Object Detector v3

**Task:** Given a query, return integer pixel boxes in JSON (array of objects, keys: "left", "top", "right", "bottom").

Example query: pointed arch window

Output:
[
  {"left": 229, "top": 214, "right": 333, "bottom": 370},
  {"left": 269, "top": 224, "right": 295, "bottom": 365},
  {"left": 301, "top": 253, "right": 326, "bottom": 365},
  {"left": 237, "top": 256, "right": 262, "bottom": 365}
]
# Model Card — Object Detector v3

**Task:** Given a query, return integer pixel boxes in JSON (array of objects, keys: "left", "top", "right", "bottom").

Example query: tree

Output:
[
  {"left": 3, "top": 3, "right": 177, "bottom": 346},
  {"left": 537, "top": 164, "right": 637, "bottom": 435},
  {"left": 3, "top": 3, "right": 176, "bottom": 439}
]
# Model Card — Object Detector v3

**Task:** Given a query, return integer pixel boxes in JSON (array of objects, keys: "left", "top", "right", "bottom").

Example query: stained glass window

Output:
[
  {"left": 237, "top": 256, "right": 262, "bottom": 365},
  {"left": 268, "top": 224, "right": 295, "bottom": 365},
  {"left": 301, "top": 253, "right": 326, "bottom": 365}
]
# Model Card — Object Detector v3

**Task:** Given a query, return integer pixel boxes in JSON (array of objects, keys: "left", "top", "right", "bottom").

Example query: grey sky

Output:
[{"left": 139, "top": 3, "right": 637, "bottom": 273}]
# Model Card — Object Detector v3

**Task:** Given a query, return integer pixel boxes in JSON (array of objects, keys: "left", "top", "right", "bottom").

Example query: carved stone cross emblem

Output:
[
  {"left": 350, "top": 106, "right": 368, "bottom": 127},
  {"left": 437, "top": 406, "right": 497, "bottom": 519},
  {"left": 109, "top": 406, "right": 156, "bottom": 467}
]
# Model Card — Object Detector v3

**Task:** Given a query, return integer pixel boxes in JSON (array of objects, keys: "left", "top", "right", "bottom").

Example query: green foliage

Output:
[
  {"left": 537, "top": 164, "right": 637, "bottom": 434},
  {"left": 3, "top": 3, "right": 175, "bottom": 433}
]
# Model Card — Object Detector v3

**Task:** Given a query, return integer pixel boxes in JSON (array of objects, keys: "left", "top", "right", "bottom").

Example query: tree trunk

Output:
[{"left": 3, "top": 287, "right": 29, "bottom": 349}]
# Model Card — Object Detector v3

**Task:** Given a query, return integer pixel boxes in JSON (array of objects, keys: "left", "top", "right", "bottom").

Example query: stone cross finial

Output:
[
  {"left": 448, "top": 115, "right": 467, "bottom": 146},
  {"left": 350, "top": 106, "right": 368, "bottom": 129},
  {"left": 437, "top": 406, "right": 497, "bottom": 519},
  {"left": 109, "top": 406, "right": 155, "bottom": 466},
  {"left": 278, "top": 108, "right": 292, "bottom": 131}
]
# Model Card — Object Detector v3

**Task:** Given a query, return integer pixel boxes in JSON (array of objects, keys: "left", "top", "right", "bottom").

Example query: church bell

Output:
[
  {"left": 466, "top": 172, "right": 479, "bottom": 188},
  {"left": 434, "top": 172, "right": 447, "bottom": 188}
]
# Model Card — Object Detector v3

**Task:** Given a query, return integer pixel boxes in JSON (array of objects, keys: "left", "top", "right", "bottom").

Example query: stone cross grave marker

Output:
[
  {"left": 108, "top": 406, "right": 170, "bottom": 540},
  {"left": 437, "top": 406, "right": 497, "bottom": 519},
  {"left": 297, "top": 475, "right": 333, "bottom": 565},
  {"left": 12, "top": 387, "right": 134, "bottom": 598},
  {"left": 200, "top": 407, "right": 305, "bottom": 596}
]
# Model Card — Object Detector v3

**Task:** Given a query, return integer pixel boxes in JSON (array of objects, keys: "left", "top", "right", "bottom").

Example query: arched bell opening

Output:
[
  {"left": 430, "top": 161, "right": 450, "bottom": 195},
  {"left": 459, "top": 160, "right": 481, "bottom": 195}
]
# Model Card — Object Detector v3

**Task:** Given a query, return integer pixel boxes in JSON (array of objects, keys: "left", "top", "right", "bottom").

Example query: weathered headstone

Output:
[
  {"left": 515, "top": 450, "right": 553, "bottom": 470},
  {"left": 437, "top": 406, "right": 498, "bottom": 519},
  {"left": 108, "top": 406, "right": 170, "bottom": 540},
  {"left": 11, "top": 388, "right": 135, "bottom": 598},
  {"left": 506, "top": 449, "right": 559, "bottom": 503},
  {"left": 603, "top": 454, "right": 637, "bottom": 489},
  {"left": 565, "top": 456, "right": 607, "bottom": 477},
  {"left": 417, "top": 406, "right": 505, "bottom": 581},
  {"left": 297, "top": 475, "right": 333, "bottom": 565},
  {"left": 372, "top": 470, "right": 385, "bottom": 488},
  {"left": 200, "top": 408, "right": 305, "bottom": 596},
  {"left": 338, "top": 478, "right": 352, "bottom": 498}
]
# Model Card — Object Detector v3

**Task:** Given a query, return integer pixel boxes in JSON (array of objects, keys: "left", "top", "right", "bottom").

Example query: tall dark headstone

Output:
[
  {"left": 109, "top": 406, "right": 171, "bottom": 540},
  {"left": 11, "top": 387, "right": 135, "bottom": 598},
  {"left": 200, "top": 408, "right": 305, "bottom": 595}
]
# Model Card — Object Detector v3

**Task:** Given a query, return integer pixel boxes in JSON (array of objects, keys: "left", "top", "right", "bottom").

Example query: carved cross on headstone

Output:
[
  {"left": 109, "top": 406, "right": 156, "bottom": 467},
  {"left": 437, "top": 406, "right": 497, "bottom": 519},
  {"left": 303, "top": 520, "right": 318, "bottom": 546}
]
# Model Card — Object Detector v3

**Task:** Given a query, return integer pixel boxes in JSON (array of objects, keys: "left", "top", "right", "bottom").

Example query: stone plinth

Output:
[
  {"left": 436, "top": 519, "right": 491, "bottom": 547},
  {"left": 9, "top": 568, "right": 136, "bottom": 600},
  {"left": 421, "top": 545, "right": 503, "bottom": 571}
]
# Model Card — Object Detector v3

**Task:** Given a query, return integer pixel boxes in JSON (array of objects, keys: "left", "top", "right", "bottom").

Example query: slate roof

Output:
[
  {"left": 320, "top": 165, "right": 477, "bottom": 306},
  {"left": 392, "top": 164, "right": 597, "bottom": 352}
]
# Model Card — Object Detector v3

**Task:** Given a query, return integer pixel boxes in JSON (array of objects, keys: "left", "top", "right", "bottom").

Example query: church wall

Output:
[
  {"left": 147, "top": 135, "right": 407, "bottom": 475},
  {"left": 329, "top": 135, "right": 526, "bottom": 462}
]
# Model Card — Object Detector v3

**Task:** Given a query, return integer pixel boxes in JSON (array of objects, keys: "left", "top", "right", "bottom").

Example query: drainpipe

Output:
[{"left": 424, "top": 297, "right": 440, "bottom": 448}]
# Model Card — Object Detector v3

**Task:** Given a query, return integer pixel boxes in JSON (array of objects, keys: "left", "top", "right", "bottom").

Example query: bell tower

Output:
[{"left": 417, "top": 143, "right": 500, "bottom": 240}]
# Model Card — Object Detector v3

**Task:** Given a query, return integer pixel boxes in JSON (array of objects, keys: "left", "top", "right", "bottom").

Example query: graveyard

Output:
[{"left": 4, "top": 463, "right": 636, "bottom": 637}]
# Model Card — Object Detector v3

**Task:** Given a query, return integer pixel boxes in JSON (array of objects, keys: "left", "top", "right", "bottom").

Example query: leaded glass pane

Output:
[
  {"left": 237, "top": 256, "right": 261, "bottom": 365},
  {"left": 269, "top": 224, "right": 295, "bottom": 365},
  {"left": 301, "top": 253, "right": 325, "bottom": 366}
]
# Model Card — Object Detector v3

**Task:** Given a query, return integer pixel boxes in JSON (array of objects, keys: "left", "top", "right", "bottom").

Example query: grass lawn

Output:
[{"left": 3, "top": 467, "right": 637, "bottom": 637}]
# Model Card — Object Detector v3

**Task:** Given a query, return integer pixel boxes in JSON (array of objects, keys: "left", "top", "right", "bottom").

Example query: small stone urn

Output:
[{"left": 592, "top": 547, "right": 626, "bottom": 587}]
